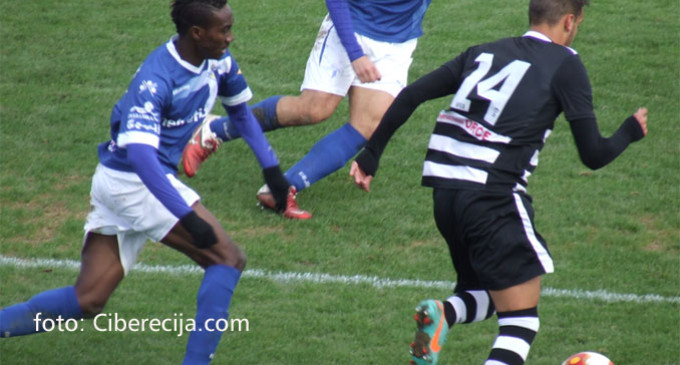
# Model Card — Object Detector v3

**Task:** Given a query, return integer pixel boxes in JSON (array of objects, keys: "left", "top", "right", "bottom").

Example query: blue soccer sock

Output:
[
  {"left": 182, "top": 264, "right": 241, "bottom": 365},
  {"left": 285, "top": 123, "right": 366, "bottom": 191},
  {"left": 210, "top": 115, "right": 239, "bottom": 141},
  {"left": 250, "top": 95, "right": 282, "bottom": 132},
  {"left": 210, "top": 95, "right": 283, "bottom": 141},
  {"left": 0, "top": 286, "right": 83, "bottom": 337}
]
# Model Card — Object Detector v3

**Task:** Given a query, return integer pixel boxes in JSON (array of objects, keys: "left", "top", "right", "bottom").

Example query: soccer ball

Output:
[{"left": 561, "top": 351, "right": 614, "bottom": 365}]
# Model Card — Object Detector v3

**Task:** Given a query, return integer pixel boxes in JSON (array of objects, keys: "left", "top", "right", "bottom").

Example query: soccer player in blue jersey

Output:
[
  {"left": 351, "top": 0, "right": 647, "bottom": 364},
  {"left": 0, "top": 1, "right": 291, "bottom": 363},
  {"left": 181, "top": 0, "right": 432, "bottom": 219}
]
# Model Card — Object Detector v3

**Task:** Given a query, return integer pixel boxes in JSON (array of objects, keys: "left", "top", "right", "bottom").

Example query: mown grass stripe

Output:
[{"left": 1, "top": 255, "right": 677, "bottom": 304}]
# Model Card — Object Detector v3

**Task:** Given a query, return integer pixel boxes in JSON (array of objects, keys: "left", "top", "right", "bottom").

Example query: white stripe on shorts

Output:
[{"left": 513, "top": 193, "right": 553, "bottom": 273}]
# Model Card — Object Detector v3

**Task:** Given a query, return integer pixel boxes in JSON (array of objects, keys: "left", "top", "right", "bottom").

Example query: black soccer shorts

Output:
[{"left": 432, "top": 188, "right": 554, "bottom": 292}]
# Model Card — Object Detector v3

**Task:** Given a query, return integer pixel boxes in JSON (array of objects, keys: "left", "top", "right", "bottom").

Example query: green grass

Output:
[{"left": 1, "top": 0, "right": 678, "bottom": 364}]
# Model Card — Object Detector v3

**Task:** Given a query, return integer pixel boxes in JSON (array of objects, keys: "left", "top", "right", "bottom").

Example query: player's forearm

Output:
[
  {"left": 126, "top": 143, "right": 192, "bottom": 218},
  {"left": 226, "top": 103, "right": 279, "bottom": 169},
  {"left": 569, "top": 115, "right": 645, "bottom": 170},
  {"left": 355, "top": 84, "right": 426, "bottom": 176},
  {"left": 326, "top": 0, "right": 363, "bottom": 62},
  {"left": 356, "top": 65, "right": 458, "bottom": 176}
]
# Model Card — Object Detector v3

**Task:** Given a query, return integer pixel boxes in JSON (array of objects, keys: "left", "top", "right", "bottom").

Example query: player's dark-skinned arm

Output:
[
  {"left": 127, "top": 143, "right": 217, "bottom": 248},
  {"left": 355, "top": 63, "right": 461, "bottom": 177},
  {"left": 326, "top": 0, "right": 380, "bottom": 82},
  {"left": 555, "top": 56, "right": 647, "bottom": 170},
  {"left": 226, "top": 102, "right": 288, "bottom": 212}
]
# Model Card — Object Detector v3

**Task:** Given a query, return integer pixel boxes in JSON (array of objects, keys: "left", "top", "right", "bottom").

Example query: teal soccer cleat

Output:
[{"left": 409, "top": 299, "right": 448, "bottom": 365}]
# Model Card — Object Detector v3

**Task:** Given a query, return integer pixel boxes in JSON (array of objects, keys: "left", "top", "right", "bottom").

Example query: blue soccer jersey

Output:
[
  {"left": 348, "top": 0, "right": 431, "bottom": 43},
  {"left": 99, "top": 36, "right": 252, "bottom": 174}
]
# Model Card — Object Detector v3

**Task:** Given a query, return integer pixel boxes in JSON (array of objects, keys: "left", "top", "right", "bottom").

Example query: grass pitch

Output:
[{"left": 1, "top": 0, "right": 678, "bottom": 364}]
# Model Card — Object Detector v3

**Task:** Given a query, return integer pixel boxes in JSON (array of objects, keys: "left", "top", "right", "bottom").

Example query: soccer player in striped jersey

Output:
[
  {"left": 0, "top": 1, "right": 291, "bottom": 363},
  {"left": 181, "top": 0, "right": 432, "bottom": 219},
  {"left": 351, "top": 0, "right": 647, "bottom": 364}
]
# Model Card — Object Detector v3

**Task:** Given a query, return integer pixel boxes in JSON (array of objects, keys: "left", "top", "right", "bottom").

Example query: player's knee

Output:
[
  {"left": 77, "top": 294, "right": 109, "bottom": 317},
  {"left": 308, "top": 107, "right": 333, "bottom": 124},
  {"left": 299, "top": 104, "right": 334, "bottom": 125},
  {"left": 208, "top": 240, "right": 246, "bottom": 272},
  {"left": 231, "top": 247, "right": 247, "bottom": 272}
]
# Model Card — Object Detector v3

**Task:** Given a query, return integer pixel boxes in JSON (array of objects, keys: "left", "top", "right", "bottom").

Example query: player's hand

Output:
[
  {"left": 351, "top": 56, "right": 381, "bottom": 83},
  {"left": 633, "top": 107, "right": 648, "bottom": 136},
  {"left": 350, "top": 161, "right": 373, "bottom": 192},
  {"left": 262, "top": 165, "right": 289, "bottom": 212},
  {"left": 180, "top": 211, "right": 218, "bottom": 249}
]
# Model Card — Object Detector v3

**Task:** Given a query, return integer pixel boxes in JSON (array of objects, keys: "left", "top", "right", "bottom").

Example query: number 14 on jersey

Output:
[{"left": 451, "top": 53, "right": 530, "bottom": 126}]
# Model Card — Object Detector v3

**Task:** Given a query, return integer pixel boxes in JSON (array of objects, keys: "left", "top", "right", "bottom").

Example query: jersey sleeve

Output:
[
  {"left": 555, "top": 55, "right": 645, "bottom": 169},
  {"left": 215, "top": 52, "right": 253, "bottom": 107},
  {"left": 226, "top": 103, "right": 279, "bottom": 169},
  {"left": 115, "top": 71, "right": 170, "bottom": 149},
  {"left": 127, "top": 143, "right": 192, "bottom": 219},
  {"left": 568, "top": 115, "right": 645, "bottom": 170},
  {"left": 326, "top": 0, "right": 364, "bottom": 62},
  {"left": 552, "top": 55, "right": 596, "bottom": 122}
]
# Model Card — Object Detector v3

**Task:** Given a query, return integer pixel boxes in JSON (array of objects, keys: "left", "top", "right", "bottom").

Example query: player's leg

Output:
[
  {"left": 0, "top": 233, "right": 124, "bottom": 337},
  {"left": 282, "top": 34, "right": 414, "bottom": 193},
  {"left": 162, "top": 202, "right": 245, "bottom": 270},
  {"left": 435, "top": 189, "right": 498, "bottom": 329},
  {"left": 283, "top": 87, "right": 391, "bottom": 185},
  {"left": 411, "top": 189, "right": 484, "bottom": 364},
  {"left": 74, "top": 233, "right": 126, "bottom": 317},
  {"left": 161, "top": 202, "right": 245, "bottom": 365},
  {"left": 281, "top": 87, "right": 390, "bottom": 192},
  {"left": 211, "top": 90, "right": 342, "bottom": 141},
  {"left": 442, "top": 289, "right": 496, "bottom": 327},
  {"left": 182, "top": 89, "right": 343, "bottom": 179},
  {"left": 210, "top": 90, "right": 343, "bottom": 141},
  {"left": 269, "top": 89, "right": 343, "bottom": 128},
  {"left": 484, "top": 277, "right": 542, "bottom": 365},
  {"left": 472, "top": 192, "right": 550, "bottom": 365},
  {"left": 347, "top": 86, "right": 395, "bottom": 138}
]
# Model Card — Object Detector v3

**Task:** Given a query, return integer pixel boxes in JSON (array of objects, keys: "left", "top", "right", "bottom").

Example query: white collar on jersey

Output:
[
  {"left": 166, "top": 35, "right": 207, "bottom": 74},
  {"left": 523, "top": 30, "right": 552, "bottom": 42},
  {"left": 522, "top": 30, "right": 578, "bottom": 55}
]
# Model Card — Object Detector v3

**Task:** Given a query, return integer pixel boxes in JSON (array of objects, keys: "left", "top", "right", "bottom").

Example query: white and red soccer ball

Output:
[{"left": 561, "top": 351, "right": 614, "bottom": 365}]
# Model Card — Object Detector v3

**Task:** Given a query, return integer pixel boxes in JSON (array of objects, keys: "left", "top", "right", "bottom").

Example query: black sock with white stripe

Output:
[
  {"left": 443, "top": 290, "right": 496, "bottom": 327},
  {"left": 485, "top": 307, "right": 539, "bottom": 365}
]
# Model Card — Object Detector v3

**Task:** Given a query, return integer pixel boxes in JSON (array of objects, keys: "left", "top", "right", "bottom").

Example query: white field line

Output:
[{"left": 1, "top": 255, "right": 678, "bottom": 304}]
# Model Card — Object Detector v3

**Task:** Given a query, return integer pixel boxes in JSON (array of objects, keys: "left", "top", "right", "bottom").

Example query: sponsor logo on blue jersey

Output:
[
  {"left": 138, "top": 80, "right": 158, "bottom": 95},
  {"left": 162, "top": 108, "right": 207, "bottom": 129}
]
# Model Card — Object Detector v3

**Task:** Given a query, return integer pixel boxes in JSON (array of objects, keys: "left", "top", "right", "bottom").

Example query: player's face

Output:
[{"left": 197, "top": 5, "right": 234, "bottom": 59}]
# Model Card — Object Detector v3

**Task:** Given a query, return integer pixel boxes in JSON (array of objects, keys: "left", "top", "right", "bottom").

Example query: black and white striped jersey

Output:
[
  {"left": 421, "top": 31, "right": 595, "bottom": 193},
  {"left": 357, "top": 30, "right": 641, "bottom": 193}
]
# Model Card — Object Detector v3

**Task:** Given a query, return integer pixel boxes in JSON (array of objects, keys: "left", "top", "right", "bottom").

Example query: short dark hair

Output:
[
  {"left": 529, "top": 0, "right": 589, "bottom": 26},
  {"left": 171, "top": 0, "right": 228, "bottom": 35}
]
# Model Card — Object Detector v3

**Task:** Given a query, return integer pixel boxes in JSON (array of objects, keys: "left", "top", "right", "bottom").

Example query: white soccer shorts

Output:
[
  {"left": 83, "top": 164, "right": 200, "bottom": 274},
  {"left": 301, "top": 14, "right": 418, "bottom": 97}
]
